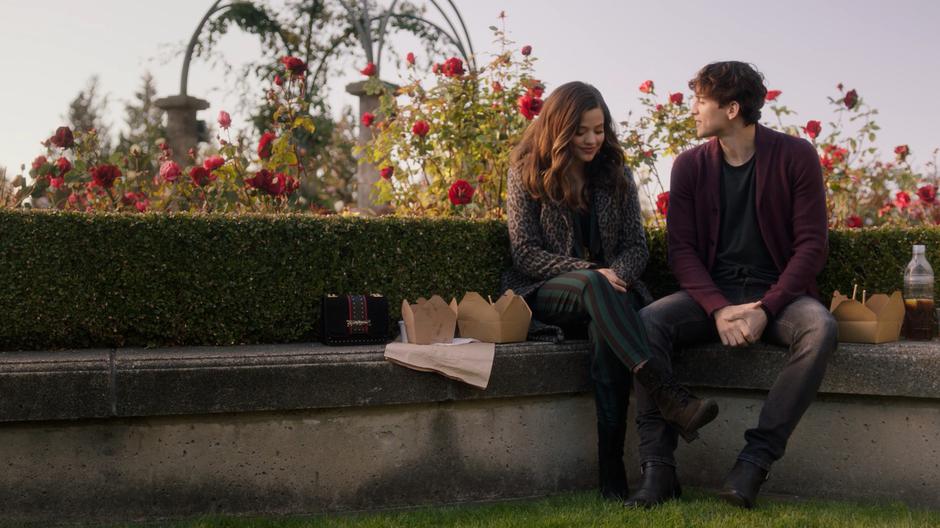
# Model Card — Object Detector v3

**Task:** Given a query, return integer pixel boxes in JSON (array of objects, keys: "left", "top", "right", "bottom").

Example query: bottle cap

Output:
[{"left": 914, "top": 244, "right": 926, "bottom": 254}]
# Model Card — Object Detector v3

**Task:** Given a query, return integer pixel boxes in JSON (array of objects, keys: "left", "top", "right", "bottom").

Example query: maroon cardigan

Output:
[{"left": 667, "top": 124, "right": 828, "bottom": 317}]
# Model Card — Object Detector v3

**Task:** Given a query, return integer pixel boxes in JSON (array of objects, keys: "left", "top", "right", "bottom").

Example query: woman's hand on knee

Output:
[{"left": 597, "top": 268, "right": 627, "bottom": 293}]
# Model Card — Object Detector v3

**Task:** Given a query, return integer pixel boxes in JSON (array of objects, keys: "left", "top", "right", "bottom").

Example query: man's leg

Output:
[
  {"left": 739, "top": 295, "right": 838, "bottom": 468},
  {"left": 626, "top": 290, "right": 719, "bottom": 507},
  {"left": 719, "top": 295, "right": 838, "bottom": 509}
]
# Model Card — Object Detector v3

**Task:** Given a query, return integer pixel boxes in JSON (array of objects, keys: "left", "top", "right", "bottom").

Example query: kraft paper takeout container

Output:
[
  {"left": 401, "top": 295, "right": 458, "bottom": 345},
  {"left": 456, "top": 290, "right": 532, "bottom": 344},
  {"left": 829, "top": 290, "right": 904, "bottom": 344}
]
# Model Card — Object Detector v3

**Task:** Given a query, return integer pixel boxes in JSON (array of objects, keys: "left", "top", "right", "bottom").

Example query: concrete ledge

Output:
[{"left": 2, "top": 340, "right": 938, "bottom": 422}]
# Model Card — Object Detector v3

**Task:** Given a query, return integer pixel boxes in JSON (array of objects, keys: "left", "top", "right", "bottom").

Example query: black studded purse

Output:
[{"left": 319, "top": 293, "right": 390, "bottom": 346}]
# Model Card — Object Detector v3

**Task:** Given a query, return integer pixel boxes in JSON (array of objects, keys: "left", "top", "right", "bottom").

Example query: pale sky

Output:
[{"left": 2, "top": 0, "right": 939, "bottom": 179}]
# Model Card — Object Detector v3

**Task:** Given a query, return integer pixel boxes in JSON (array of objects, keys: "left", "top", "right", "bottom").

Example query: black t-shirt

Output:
[
  {"left": 710, "top": 155, "right": 779, "bottom": 286},
  {"left": 572, "top": 205, "right": 604, "bottom": 266}
]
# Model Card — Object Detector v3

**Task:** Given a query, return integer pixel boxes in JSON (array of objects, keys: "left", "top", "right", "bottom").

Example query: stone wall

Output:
[{"left": 0, "top": 341, "right": 938, "bottom": 523}]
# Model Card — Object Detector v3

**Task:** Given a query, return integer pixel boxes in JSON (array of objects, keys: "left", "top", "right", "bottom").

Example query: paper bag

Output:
[
  {"left": 829, "top": 290, "right": 904, "bottom": 343},
  {"left": 456, "top": 290, "right": 532, "bottom": 343},
  {"left": 384, "top": 341, "right": 496, "bottom": 389},
  {"left": 401, "top": 295, "right": 458, "bottom": 345}
]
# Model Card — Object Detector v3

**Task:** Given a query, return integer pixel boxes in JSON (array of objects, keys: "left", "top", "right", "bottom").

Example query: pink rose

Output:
[
  {"left": 217, "top": 110, "right": 232, "bottom": 130},
  {"left": 203, "top": 155, "right": 225, "bottom": 171},
  {"left": 380, "top": 166, "right": 394, "bottom": 180},
  {"left": 159, "top": 161, "right": 181, "bottom": 183},
  {"left": 638, "top": 80, "right": 654, "bottom": 94},
  {"left": 406, "top": 52, "right": 415, "bottom": 65}
]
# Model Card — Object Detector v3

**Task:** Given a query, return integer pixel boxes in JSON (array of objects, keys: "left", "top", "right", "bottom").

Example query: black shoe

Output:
[
  {"left": 634, "top": 357, "right": 719, "bottom": 442},
  {"left": 623, "top": 462, "right": 681, "bottom": 508},
  {"left": 717, "top": 460, "right": 769, "bottom": 509},
  {"left": 597, "top": 423, "right": 628, "bottom": 501}
]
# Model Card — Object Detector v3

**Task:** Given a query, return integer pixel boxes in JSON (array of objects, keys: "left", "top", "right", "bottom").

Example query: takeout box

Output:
[
  {"left": 829, "top": 290, "right": 904, "bottom": 344},
  {"left": 401, "top": 295, "right": 458, "bottom": 345},
  {"left": 456, "top": 290, "right": 532, "bottom": 344}
]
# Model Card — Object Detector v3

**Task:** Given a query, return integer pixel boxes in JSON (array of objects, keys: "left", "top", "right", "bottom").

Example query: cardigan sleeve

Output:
[
  {"left": 608, "top": 168, "right": 649, "bottom": 286},
  {"left": 506, "top": 167, "right": 595, "bottom": 280},
  {"left": 667, "top": 153, "right": 731, "bottom": 316},
  {"left": 759, "top": 140, "right": 829, "bottom": 315}
]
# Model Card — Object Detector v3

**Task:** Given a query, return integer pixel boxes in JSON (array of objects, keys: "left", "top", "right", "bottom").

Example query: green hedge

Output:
[
  {"left": 0, "top": 210, "right": 509, "bottom": 351},
  {"left": 2, "top": 209, "right": 938, "bottom": 351}
]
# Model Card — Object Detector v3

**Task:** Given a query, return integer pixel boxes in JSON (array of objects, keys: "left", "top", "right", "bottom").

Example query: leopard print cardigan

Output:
[{"left": 501, "top": 166, "right": 653, "bottom": 340}]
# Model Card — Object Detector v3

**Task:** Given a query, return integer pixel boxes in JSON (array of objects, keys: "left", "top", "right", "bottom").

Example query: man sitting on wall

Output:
[{"left": 626, "top": 61, "right": 838, "bottom": 510}]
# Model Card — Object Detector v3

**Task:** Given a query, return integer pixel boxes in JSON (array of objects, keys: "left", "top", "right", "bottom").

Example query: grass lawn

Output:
[{"left": 107, "top": 489, "right": 937, "bottom": 528}]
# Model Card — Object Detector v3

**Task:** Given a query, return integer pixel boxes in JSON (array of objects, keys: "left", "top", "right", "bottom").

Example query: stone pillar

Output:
[
  {"left": 155, "top": 95, "right": 210, "bottom": 165},
  {"left": 345, "top": 80, "right": 396, "bottom": 214}
]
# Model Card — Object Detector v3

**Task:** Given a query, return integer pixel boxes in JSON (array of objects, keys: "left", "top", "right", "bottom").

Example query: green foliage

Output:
[
  {"left": 363, "top": 21, "right": 540, "bottom": 218},
  {"left": 98, "top": 490, "right": 938, "bottom": 527},
  {"left": 3, "top": 208, "right": 938, "bottom": 352},
  {"left": 0, "top": 209, "right": 509, "bottom": 351}
]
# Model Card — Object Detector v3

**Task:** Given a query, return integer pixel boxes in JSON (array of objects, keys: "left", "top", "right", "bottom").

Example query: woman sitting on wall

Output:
[{"left": 502, "top": 81, "right": 718, "bottom": 501}]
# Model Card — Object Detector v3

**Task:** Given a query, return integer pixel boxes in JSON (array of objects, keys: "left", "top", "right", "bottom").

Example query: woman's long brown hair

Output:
[{"left": 511, "top": 81, "right": 627, "bottom": 211}]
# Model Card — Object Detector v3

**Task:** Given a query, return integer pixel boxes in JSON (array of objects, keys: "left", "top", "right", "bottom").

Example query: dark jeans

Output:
[{"left": 636, "top": 282, "right": 837, "bottom": 471}]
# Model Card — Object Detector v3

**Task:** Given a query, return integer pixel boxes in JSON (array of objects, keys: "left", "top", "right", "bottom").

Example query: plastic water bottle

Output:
[{"left": 903, "top": 244, "right": 936, "bottom": 340}]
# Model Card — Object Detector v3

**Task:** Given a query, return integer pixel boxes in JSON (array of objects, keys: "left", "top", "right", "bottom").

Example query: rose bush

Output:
[
  {"left": 361, "top": 16, "right": 542, "bottom": 218},
  {"left": 11, "top": 56, "right": 320, "bottom": 213},
  {"left": 620, "top": 82, "right": 939, "bottom": 228}
]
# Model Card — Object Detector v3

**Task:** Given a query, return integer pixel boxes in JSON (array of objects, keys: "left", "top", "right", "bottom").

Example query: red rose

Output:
[
  {"left": 412, "top": 120, "right": 430, "bottom": 137},
  {"left": 517, "top": 94, "right": 544, "bottom": 120},
  {"left": 917, "top": 184, "right": 937, "bottom": 204},
  {"left": 765, "top": 90, "right": 782, "bottom": 102},
  {"left": 895, "top": 191, "right": 912, "bottom": 209},
  {"left": 655, "top": 104, "right": 664, "bottom": 112},
  {"left": 50, "top": 126, "right": 74, "bottom": 149},
  {"left": 656, "top": 191, "right": 669, "bottom": 216},
  {"left": 258, "top": 132, "right": 276, "bottom": 159},
  {"left": 50, "top": 177, "right": 64, "bottom": 189},
  {"left": 31, "top": 155, "right": 48, "bottom": 171},
  {"left": 281, "top": 56, "right": 307, "bottom": 77},
  {"left": 638, "top": 80, "right": 654, "bottom": 94},
  {"left": 491, "top": 81, "right": 503, "bottom": 93},
  {"left": 895, "top": 144, "right": 910, "bottom": 161},
  {"left": 448, "top": 179, "right": 475, "bottom": 205},
  {"left": 406, "top": 52, "right": 416, "bottom": 65},
  {"left": 441, "top": 57, "right": 465, "bottom": 78},
  {"left": 274, "top": 74, "right": 284, "bottom": 87},
  {"left": 521, "top": 45, "right": 532, "bottom": 56},
  {"left": 878, "top": 203, "right": 895, "bottom": 218},
  {"left": 669, "top": 92, "right": 684, "bottom": 105},
  {"left": 843, "top": 89, "right": 858, "bottom": 109},
  {"left": 380, "top": 166, "right": 394, "bottom": 180},
  {"left": 159, "top": 161, "right": 181, "bottom": 183},
  {"left": 361, "top": 112, "right": 376, "bottom": 127},
  {"left": 56, "top": 157, "right": 71, "bottom": 176},
  {"left": 246, "top": 169, "right": 298, "bottom": 197},
  {"left": 135, "top": 196, "right": 149, "bottom": 213},
  {"left": 189, "top": 166, "right": 215, "bottom": 187},
  {"left": 360, "top": 62, "right": 377, "bottom": 76},
  {"left": 432, "top": 63, "right": 442, "bottom": 75},
  {"left": 217, "top": 110, "right": 231, "bottom": 130},
  {"left": 526, "top": 79, "right": 545, "bottom": 98},
  {"left": 642, "top": 150, "right": 654, "bottom": 159},
  {"left": 203, "top": 155, "right": 225, "bottom": 171},
  {"left": 90, "top": 164, "right": 121, "bottom": 189},
  {"left": 845, "top": 215, "right": 863, "bottom": 228},
  {"left": 803, "top": 120, "right": 822, "bottom": 139}
]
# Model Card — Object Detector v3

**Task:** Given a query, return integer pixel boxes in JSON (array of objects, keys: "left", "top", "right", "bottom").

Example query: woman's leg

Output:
[{"left": 533, "top": 270, "right": 636, "bottom": 500}]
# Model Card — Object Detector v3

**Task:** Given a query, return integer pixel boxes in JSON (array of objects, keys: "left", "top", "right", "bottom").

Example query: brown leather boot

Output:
[{"left": 634, "top": 357, "right": 719, "bottom": 442}]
